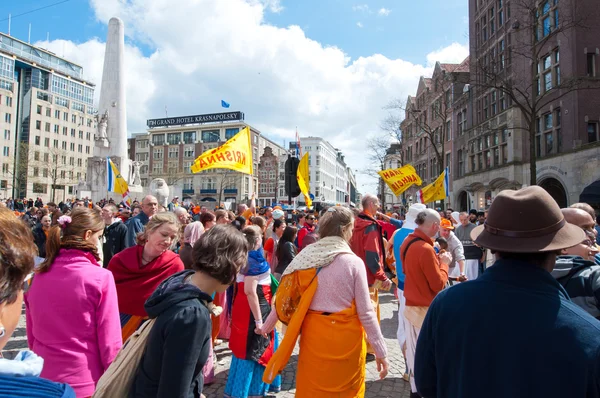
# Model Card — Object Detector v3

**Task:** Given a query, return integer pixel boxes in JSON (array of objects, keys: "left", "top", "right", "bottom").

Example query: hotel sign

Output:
[{"left": 147, "top": 111, "right": 244, "bottom": 128}]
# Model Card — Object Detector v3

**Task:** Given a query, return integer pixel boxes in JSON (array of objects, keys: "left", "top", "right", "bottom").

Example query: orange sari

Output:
[{"left": 264, "top": 269, "right": 367, "bottom": 397}]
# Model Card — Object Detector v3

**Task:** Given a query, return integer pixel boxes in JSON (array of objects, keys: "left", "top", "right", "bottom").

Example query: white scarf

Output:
[{"left": 282, "top": 236, "right": 354, "bottom": 276}]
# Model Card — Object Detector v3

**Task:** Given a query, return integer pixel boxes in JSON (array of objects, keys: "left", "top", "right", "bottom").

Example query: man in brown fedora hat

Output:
[{"left": 414, "top": 186, "right": 600, "bottom": 398}]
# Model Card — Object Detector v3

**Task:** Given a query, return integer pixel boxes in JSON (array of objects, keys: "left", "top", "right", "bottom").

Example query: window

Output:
[
  {"left": 45, "top": 122, "right": 50, "bottom": 132},
  {"left": 202, "top": 130, "right": 220, "bottom": 142},
  {"left": 537, "top": 1, "right": 558, "bottom": 40},
  {"left": 63, "top": 112, "right": 69, "bottom": 121},
  {"left": 152, "top": 134, "right": 165, "bottom": 146},
  {"left": 44, "top": 137, "right": 49, "bottom": 147},
  {"left": 34, "top": 120, "right": 41, "bottom": 130},
  {"left": 45, "top": 107, "right": 51, "bottom": 117},
  {"left": 587, "top": 53, "right": 596, "bottom": 77},
  {"left": 2, "top": 129, "right": 8, "bottom": 140},
  {"left": 42, "top": 168, "right": 48, "bottom": 177},
  {"left": 79, "top": 130, "right": 83, "bottom": 139},
  {"left": 54, "top": 110, "right": 60, "bottom": 119},
  {"left": 43, "top": 153, "right": 49, "bottom": 162},
  {"left": 53, "top": 125, "right": 59, "bottom": 134},
  {"left": 62, "top": 141, "right": 67, "bottom": 150},
  {"left": 33, "top": 184, "right": 47, "bottom": 194},
  {"left": 184, "top": 146, "right": 194, "bottom": 158},
  {"left": 86, "top": 132, "right": 91, "bottom": 140},
  {"left": 77, "top": 158, "right": 82, "bottom": 167},
  {"left": 72, "top": 114, "right": 77, "bottom": 123},
  {"left": 588, "top": 122, "right": 598, "bottom": 143},
  {"left": 62, "top": 126, "right": 68, "bottom": 136},
  {"left": 53, "top": 139, "right": 58, "bottom": 148},
  {"left": 85, "top": 146, "right": 90, "bottom": 154},
  {"left": 37, "top": 105, "right": 42, "bottom": 115},
  {"left": 34, "top": 136, "right": 41, "bottom": 146},
  {"left": 137, "top": 140, "right": 149, "bottom": 149},
  {"left": 168, "top": 147, "right": 179, "bottom": 158},
  {"left": 2, "top": 147, "right": 8, "bottom": 156},
  {"left": 34, "top": 151, "right": 39, "bottom": 161},
  {"left": 78, "top": 144, "right": 82, "bottom": 153},
  {"left": 4, "top": 113, "right": 11, "bottom": 123},
  {"left": 458, "top": 149, "right": 465, "bottom": 177},
  {"left": 153, "top": 148, "right": 163, "bottom": 160},
  {"left": 225, "top": 128, "right": 239, "bottom": 140},
  {"left": 5, "top": 97, "right": 11, "bottom": 107},
  {"left": 490, "top": 7, "right": 495, "bottom": 34},
  {"left": 183, "top": 131, "right": 196, "bottom": 144},
  {"left": 167, "top": 133, "right": 181, "bottom": 145},
  {"left": 70, "top": 143, "right": 75, "bottom": 151}
]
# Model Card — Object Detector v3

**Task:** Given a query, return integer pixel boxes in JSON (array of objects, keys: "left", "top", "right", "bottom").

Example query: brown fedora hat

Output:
[{"left": 470, "top": 186, "right": 585, "bottom": 253}]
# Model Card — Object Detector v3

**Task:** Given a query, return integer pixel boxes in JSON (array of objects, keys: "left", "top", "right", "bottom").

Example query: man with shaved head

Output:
[
  {"left": 125, "top": 195, "right": 158, "bottom": 247},
  {"left": 399, "top": 208, "right": 452, "bottom": 396},
  {"left": 551, "top": 207, "right": 600, "bottom": 319}
]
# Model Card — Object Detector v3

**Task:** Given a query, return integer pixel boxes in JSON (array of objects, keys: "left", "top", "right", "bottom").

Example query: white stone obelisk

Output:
[{"left": 82, "top": 17, "right": 140, "bottom": 202}]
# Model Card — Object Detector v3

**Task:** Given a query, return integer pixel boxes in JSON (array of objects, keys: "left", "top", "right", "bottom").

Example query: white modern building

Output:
[
  {"left": 0, "top": 32, "right": 96, "bottom": 202},
  {"left": 298, "top": 136, "right": 349, "bottom": 205}
]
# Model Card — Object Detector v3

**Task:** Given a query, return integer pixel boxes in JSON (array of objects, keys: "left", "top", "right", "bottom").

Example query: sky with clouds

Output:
[{"left": 0, "top": 0, "right": 469, "bottom": 193}]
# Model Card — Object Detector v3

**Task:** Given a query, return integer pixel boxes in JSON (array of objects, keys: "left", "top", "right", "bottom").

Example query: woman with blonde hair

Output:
[
  {"left": 108, "top": 212, "right": 184, "bottom": 341},
  {"left": 25, "top": 207, "right": 122, "bottom": 397},
  {"left": 261, "top": 206, "right": 389, "bottom": 397}
]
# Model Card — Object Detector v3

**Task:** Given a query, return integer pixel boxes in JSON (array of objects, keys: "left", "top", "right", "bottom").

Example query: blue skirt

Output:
[{"left": 224, "top": 331, "right": 282, "bottom": 397}]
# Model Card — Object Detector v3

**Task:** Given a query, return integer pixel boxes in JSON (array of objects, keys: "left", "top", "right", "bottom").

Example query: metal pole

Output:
[{"left": 287, "top": 154, "right": 292, "bottom": 206}]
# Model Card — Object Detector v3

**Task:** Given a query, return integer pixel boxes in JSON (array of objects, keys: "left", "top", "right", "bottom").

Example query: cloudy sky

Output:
[{"left": 1, "top": 0, "right": 469, "bottom": 193}]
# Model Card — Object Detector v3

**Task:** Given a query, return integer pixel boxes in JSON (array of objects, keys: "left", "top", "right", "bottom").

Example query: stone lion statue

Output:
[{"left": 149, "top": 178, "right": 170, "bottom": 207}]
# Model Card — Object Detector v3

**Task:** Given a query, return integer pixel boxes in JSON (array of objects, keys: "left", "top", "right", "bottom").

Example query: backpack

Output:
[{"left": 92, "top": 318, "right": 156, "bottom": 397}]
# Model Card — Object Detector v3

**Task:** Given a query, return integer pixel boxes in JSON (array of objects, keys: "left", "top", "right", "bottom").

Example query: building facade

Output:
[
  {"left": 294, "top": 136, "right": 350, "bottom": 206},
  {"left": 450, "top": 0, "right": 600, "bottom": 210},
  {"left": 0, "top": 33, "right": 96, "bottom": 202},
  {"left": 399, "top": 59, "right": 470, "bottom": 208},
  {"left": 128, "top": 112, "right": 287, "bottom": 206},
  {"left": 382, "top": 142, "right": 405, "bottom": 212}
]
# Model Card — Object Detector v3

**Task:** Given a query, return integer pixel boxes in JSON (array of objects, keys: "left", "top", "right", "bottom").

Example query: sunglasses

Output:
[{"left": 307, "top": 217, "right": 315, "bottom": 220}]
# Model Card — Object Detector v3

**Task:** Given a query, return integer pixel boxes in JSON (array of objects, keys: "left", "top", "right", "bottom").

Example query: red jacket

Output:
[
  {"left": 297, "top": 223, "right": 316, "bottom": 251},
  {"left": 350, "top": 212, "right": 386, "bottom": 286}
]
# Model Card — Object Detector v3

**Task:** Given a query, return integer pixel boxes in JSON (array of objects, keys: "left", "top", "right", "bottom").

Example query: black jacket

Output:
[
  {"left": 131, "top": 270, "right": 212, "bottom": 398},
  {"left": 551, "top": 255, "right": 600, "bottom": 319},
  {"left": 103, "top": 220, "right": 128, "bottom": 267},
  {"left": 275, "top": 241, "right": 297, "bottom": 275},
  {"left": 32, "top": 225, "right": 47, "bottom": 258}
]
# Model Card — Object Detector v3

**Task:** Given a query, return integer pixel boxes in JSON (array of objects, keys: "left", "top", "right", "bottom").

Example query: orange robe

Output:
[{"left": 264, "top": 268, "right": 367, "bottom": 397}]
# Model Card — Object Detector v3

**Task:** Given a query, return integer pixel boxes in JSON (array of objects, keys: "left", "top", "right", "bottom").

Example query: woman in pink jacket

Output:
[{"left": 25, "top": 207, "right": 122, "bottom": 397}]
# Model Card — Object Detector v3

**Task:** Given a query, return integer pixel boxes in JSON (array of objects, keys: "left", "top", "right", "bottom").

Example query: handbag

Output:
[{"left": 92, "top": 319, "right": 155, "bottom": 397}]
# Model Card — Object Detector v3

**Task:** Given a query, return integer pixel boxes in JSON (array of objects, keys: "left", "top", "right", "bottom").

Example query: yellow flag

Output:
[
  {"left": 297, "top": 153, "right": 312, "bottom": 208},
  {"left": 190, "top": 126, "right": 253, "bottom": 174},
  {"left": 416, "top": 168, "right": 449, "bottom": 204},
  {"left": 378, "top": 164, "right": 422, "bottom": 196}
]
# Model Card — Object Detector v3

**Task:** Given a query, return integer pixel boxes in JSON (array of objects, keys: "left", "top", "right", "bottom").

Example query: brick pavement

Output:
[{"left": 5, "top": 292, "right": 411, "bottom": 397}]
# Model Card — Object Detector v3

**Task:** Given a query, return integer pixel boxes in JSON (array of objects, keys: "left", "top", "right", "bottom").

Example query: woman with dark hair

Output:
[
  {"left": 274, "top": 226, "right": 298, "bottom": 279},
  {"left": 0, "top": 208, "right": 76, "bottom": 397},
  {"left": 131, "top": 224, "right": 248, "bottom": 397},
  {"left": 200, "top": 211, "right": 216, "bottom": 230},
  {"left": 263, "top": 219, "right": 286, "bottom": 270},
  {"left": 25, "top": 207, "right": 122, "bottom": 397},
  {"left": 108, "top": 212, "right": 184, "bottom": 341},
  {"left": 225, "top": 226, "right": 281, "bottom": 397}
]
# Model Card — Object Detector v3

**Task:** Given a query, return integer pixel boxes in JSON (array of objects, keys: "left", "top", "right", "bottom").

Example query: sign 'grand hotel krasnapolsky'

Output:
[{"left": 147, "top": 111, "right": 245, "bottom": 128}]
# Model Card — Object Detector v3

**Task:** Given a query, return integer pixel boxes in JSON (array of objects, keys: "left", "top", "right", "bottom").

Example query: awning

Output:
[
  {"left": 579, "top": 179, "right": 600, "bottom": 204},
  {"left": 200, "top": 197, "right": 217, "bottom": 202}
]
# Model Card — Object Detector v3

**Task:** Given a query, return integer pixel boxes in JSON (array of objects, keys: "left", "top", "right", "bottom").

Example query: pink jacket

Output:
[{"left": 25, "top": 249, "right": 122, "bottom": 397}]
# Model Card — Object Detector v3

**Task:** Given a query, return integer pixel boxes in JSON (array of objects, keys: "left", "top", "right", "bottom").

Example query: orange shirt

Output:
[
  {"left": 264, "top": 237, "right": 275, "bottom": 263},
  {"left": 400, "top": 228, "right": 449, "bottom": 307}
]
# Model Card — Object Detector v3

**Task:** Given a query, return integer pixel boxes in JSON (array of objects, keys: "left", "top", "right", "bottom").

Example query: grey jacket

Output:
[{"left": 552, "top": 255, "right": 600, "bottom": 319}]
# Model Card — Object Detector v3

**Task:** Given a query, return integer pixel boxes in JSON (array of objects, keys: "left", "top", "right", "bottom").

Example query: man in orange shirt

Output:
[{"left": 400, "top": 208, "right": 451, "bottom": 397}]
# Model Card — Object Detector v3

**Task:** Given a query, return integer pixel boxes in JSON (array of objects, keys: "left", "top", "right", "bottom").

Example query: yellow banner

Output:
[
  {"left": 378, "top": 164, "right": 422, "bottom": 196},
  {"left": 417, "top": 168, "right": 449, "bottom": 204},
  {"left": 190, "top": 126, "right": 253, "bottom": 175},
  {"left": 297, "top": 153, "right": 312, "bottom": 208}
]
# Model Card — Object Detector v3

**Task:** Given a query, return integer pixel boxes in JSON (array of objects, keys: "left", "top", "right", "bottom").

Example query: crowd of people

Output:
[{"left": 0, "top": 187, "right": 598, "bottom": 397}]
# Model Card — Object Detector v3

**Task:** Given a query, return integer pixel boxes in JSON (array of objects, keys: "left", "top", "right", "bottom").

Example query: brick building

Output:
[{"left": 451, "top": 0, "right": 600, "bottom": 210}]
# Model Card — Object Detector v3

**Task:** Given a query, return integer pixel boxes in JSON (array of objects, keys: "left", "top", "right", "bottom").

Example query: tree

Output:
[
  {"left": 30, "top": 147, "right": 86, "bottom": 202},
  {"left": 216, "top": 169, "right": 239, "bottom": 206},
  {"left": 471, "top": 0, "right": 600, "bottom": 185},
  {"left": 364, "top": 135, "right": 392, "bottom": 210},
  {"left": 4, "top": 142, "right": 34, "bottom": 199}
]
